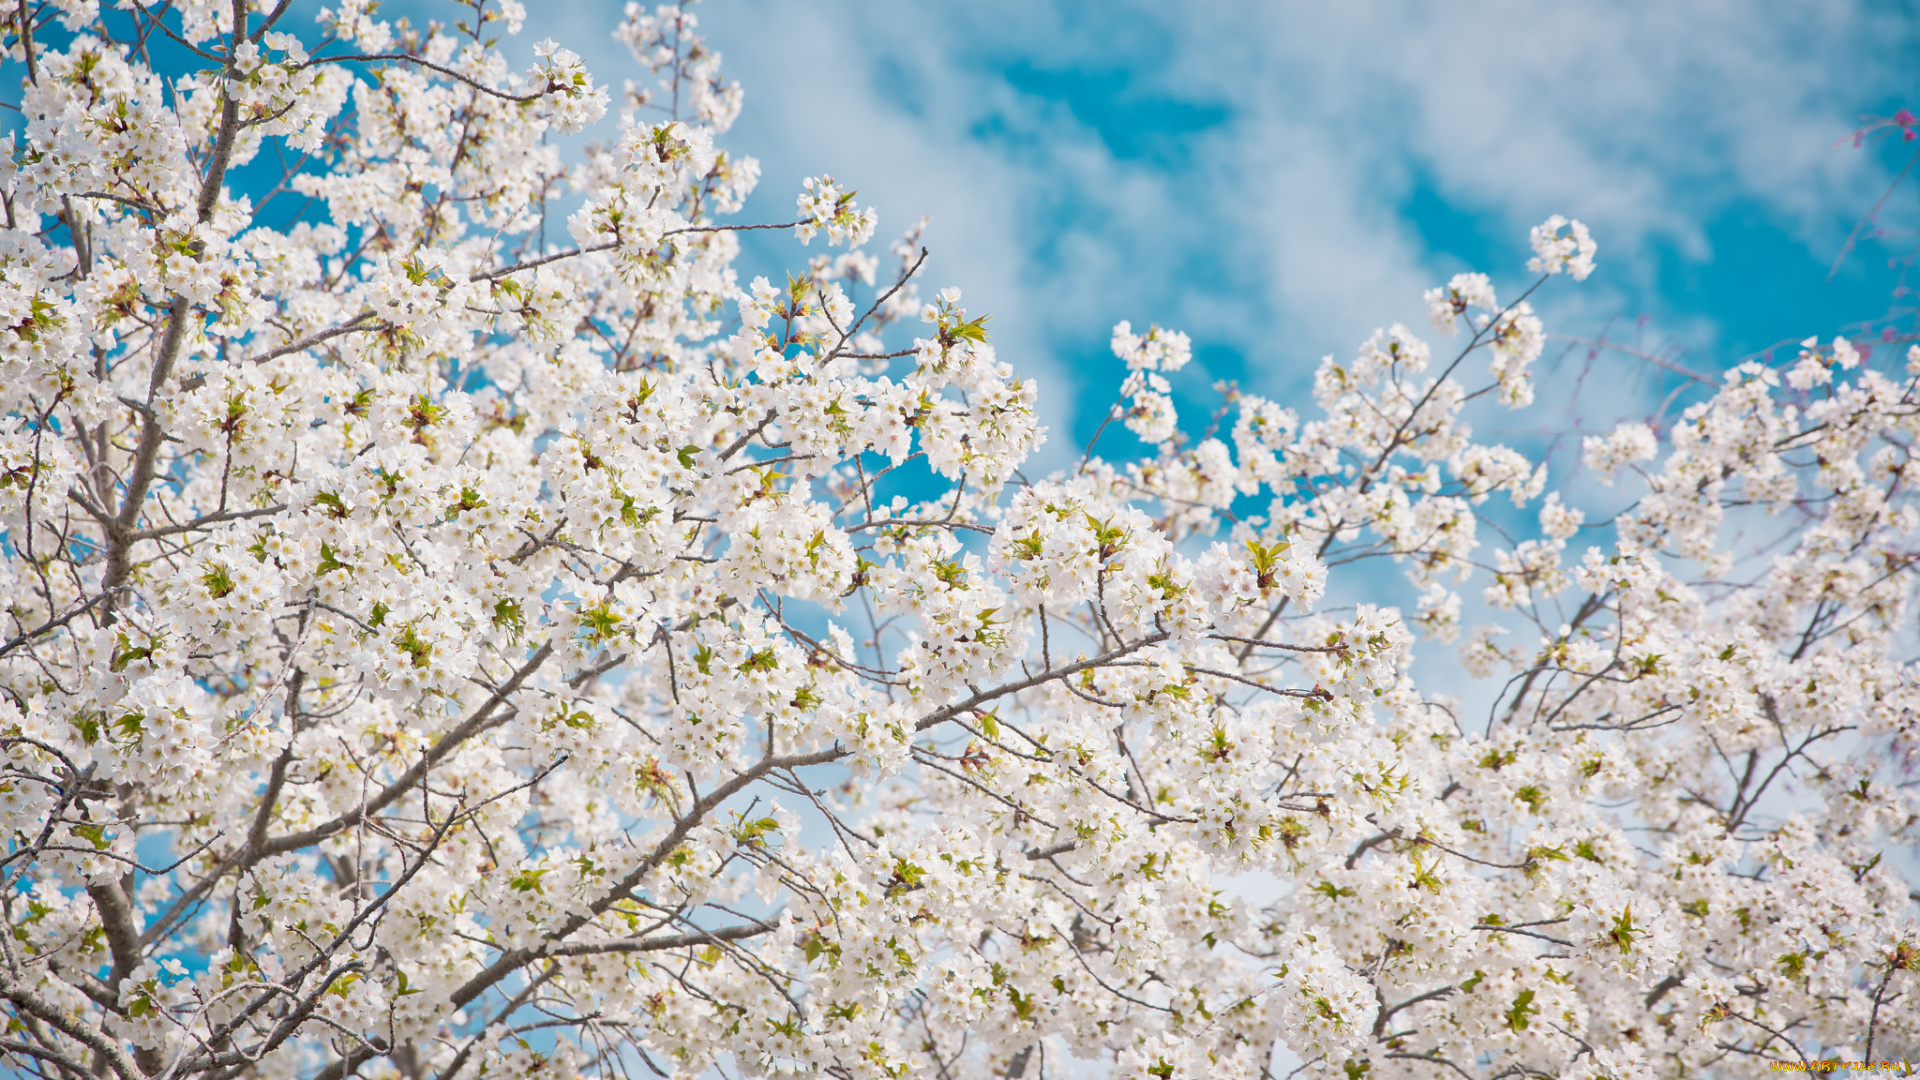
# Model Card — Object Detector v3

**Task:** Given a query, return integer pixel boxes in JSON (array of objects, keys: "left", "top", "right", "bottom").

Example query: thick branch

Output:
[
  {"left": 0, "top": 974, "right": 142, "bottom": 1080},
  {"left": 913, "top": 631, "right": 1171, "bottom": 732},
  {"left": 99, "top": 4, "right": 249, "bottom": 621},
  {"left": 540, "top": 922, "right": 776, "bottom": 959},
  {"left": 448, "top": 746, "right": 842, "bottom": 1011},
  {"left": 259, "top": 642, "right": 555, "bottom": 856}
]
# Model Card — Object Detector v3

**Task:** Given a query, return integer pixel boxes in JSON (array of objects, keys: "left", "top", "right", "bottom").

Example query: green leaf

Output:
[
  {"left": 70, "top": 822, "right": 109, "bottom": 850},
  {"left": 109, "top": 632, "right": 155, "bottom": 672},
  {"left": 948, "top": 313, "right": 991, "bottom": 344},
  {"left": 395, "top": 623, "right": 433, "bottom": 668},
  {"left": 576, "top": 601, "right": 623, "bottom": 644},
  {"left": 491, "top": 597, "right": 524, "bottom": 639},
  {"left": 1605, "top": 905, "right": 1642, "bottom": 954},
  {"left": 312, "top": 491, "right": 349, "bottom": 519},
  {"left": 1505, "top": 988, "right": 1537, "bottom": 1031},
  {"left": 316, "top": 542, "right": 352, "bottom": 575},
  {"left": 885, "top": 859, "right": 925, "bottom": 896},
  {"left": 733, "top": 815, "right": 781, "bottom": 847}
]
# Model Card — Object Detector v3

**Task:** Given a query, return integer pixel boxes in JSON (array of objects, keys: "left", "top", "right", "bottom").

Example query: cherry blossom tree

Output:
[{"left": 1, "top": 3, "right": 1915, "bottom": 1079}]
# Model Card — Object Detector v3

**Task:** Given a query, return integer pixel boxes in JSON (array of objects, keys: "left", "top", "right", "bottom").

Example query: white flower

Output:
[
  {"left": 1528, "top": 214, "right": 1599, "bottom": 280},
  {"left": 4, "top": 12, "right": 1909, "bottom": 1080}
]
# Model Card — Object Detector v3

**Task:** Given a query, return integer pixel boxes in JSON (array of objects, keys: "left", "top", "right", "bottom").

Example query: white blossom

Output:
[{"left": 0, "top": 8, "right": 1913, "bottom": 1080}]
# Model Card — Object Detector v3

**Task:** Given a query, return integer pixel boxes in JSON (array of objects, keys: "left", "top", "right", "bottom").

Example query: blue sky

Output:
[
  {"left": 23, "top": 0, "right": 1918, "bottom": 463},
  {"left": 514, "top": 0, "right": 1920, "bottom": 466}
]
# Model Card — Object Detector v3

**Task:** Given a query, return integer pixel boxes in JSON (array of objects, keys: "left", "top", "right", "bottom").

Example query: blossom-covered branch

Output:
[{"left": 0, "top": 2, "right": 1913, "bottom": 1080}]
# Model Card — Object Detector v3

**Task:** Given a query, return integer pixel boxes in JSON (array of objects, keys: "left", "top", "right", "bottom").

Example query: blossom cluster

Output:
[{"left": 0, "top": 3, "right": 1913, "bottom": 1080}]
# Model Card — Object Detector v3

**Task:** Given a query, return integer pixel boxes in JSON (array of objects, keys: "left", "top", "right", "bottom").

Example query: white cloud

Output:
[{"left": 513, "top": 0, "right": 1911, "bottom": 463}]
